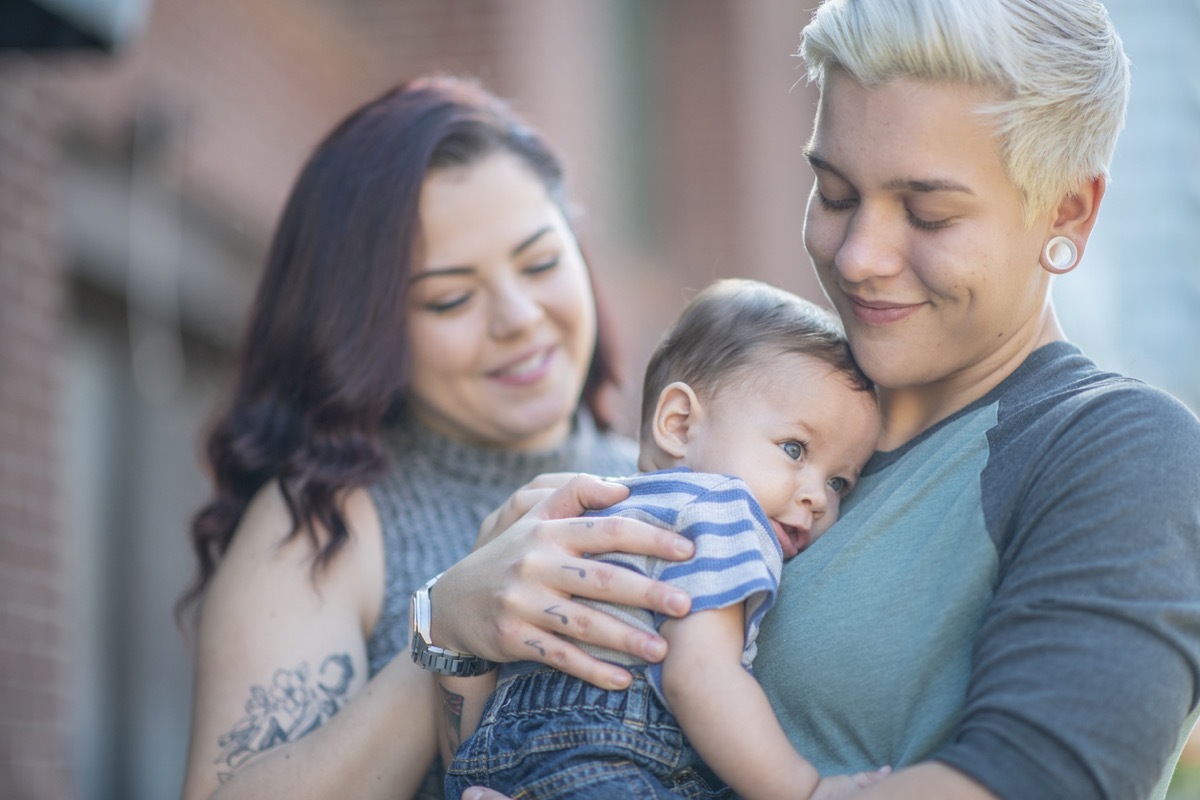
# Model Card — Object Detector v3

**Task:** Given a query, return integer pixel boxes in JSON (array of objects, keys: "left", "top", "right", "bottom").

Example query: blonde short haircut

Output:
[{"left": 800, "top": 0, "right": 1131, "bottom": 224}]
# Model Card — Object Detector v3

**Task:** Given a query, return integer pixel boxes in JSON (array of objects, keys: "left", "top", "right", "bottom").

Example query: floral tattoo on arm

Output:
[{"left": 213, "top": 653, "right": 354, "bottom": 782}]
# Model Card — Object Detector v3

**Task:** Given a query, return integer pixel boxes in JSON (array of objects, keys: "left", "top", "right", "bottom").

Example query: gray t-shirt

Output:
[{"left": 755, "top": 341, "right": 1200, "bottom": 800}]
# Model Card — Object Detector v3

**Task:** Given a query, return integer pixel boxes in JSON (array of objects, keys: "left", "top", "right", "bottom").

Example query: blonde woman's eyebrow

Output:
[
  {"left": 805, "top": 150, "right": 973, "bottom": 195},
  {"left": 804, "top": 150, "right": 842, "bottom": 179},
  {"left": 882, "top": 176, "right": 974, "bottom": 195}
]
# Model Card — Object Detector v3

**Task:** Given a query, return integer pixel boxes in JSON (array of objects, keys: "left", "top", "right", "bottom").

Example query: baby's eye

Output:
[
  {"left": 827, "top": 476, "right": 850, "bottom": 496},
  {"left": 780, "top": 441, "right": 806, "bottom": 461}
]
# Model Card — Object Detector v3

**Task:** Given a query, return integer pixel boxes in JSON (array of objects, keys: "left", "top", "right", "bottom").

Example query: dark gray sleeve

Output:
[{"left": 937, "top": 385, "right": 1200, "bottom": 799}]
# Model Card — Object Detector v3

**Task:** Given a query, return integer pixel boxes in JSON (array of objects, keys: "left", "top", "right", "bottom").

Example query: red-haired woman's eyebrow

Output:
[
  {"left": 411, "top": 226, "right": 555, "bottom": 284},
  {"left": 409, "top": 265, "right": 473, "bottom": 284},
  {"left": 511, "top": 225, "right": 552, "bottom": 256}
]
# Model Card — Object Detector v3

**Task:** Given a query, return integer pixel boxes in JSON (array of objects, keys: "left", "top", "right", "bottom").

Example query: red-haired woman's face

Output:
[{"left": 405, "top": 152, "right": 597, "bottom": 451}]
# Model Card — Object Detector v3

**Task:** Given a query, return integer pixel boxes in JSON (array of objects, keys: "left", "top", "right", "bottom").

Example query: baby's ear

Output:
[{"left": 652, "top": 382, "right": 702, "bottom": 459}]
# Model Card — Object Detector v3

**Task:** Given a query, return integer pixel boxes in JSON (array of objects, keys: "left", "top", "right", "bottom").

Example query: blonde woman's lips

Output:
[{"left": 845, "top": 293, "right": 923, "bottom": 325}]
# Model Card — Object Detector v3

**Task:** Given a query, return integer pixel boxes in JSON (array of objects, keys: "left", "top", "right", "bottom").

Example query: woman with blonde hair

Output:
[{"left": 429, "top": 2, "right": 1200, "bottom": 798}]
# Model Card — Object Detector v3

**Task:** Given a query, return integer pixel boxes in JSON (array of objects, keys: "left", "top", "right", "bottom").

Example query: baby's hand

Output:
[
  {"left": 811, "top": 766, "right": 891, "bottom": 799},
  {"left": 461, "top": 788, "right": 512, "bottom": 800}
]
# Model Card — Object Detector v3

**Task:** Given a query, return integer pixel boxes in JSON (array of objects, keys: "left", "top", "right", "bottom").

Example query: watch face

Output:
[{"left": 411, "top": 584, "right": 431, "bottom": 640}]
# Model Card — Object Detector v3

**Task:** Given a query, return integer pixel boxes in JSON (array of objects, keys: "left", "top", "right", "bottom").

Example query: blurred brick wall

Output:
[
  {"left": 0, "top": 1, "right": 514, "bottom": 796},
  {"left": 0, "top": 59, "right": 72, "bottom": 800}
]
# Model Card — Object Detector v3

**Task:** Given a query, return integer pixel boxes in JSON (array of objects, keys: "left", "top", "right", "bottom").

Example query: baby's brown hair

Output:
[{"left": 640, "top": 279, "right": 873, "bottom": 445}]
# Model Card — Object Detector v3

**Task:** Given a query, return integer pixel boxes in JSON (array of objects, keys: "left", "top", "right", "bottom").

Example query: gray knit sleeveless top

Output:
[{"left": 364, "top": 410, "right": 638, "bottom": 676}]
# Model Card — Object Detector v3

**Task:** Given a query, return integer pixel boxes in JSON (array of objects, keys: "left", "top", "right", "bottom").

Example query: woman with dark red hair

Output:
[{"left": 178, "top": 75, "right": 640, "bottom": 799}]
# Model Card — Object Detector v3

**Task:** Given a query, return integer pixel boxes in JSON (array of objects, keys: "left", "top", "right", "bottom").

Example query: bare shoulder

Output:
[
  {"left": 206, "top": 481, "right": 386, "bottom": 635},
  {"left": 181, "top": 482, "right": 387, "bottom": 797}
]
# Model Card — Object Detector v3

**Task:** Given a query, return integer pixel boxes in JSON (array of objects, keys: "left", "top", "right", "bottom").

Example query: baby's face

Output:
[{"left": 682, "top": 352, "right": 880, "bottom": 559}]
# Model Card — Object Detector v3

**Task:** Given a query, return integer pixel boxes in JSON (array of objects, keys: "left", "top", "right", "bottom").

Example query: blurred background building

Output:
[{"left": 0, "top": 1, "right": 1196, "bottom": 798}]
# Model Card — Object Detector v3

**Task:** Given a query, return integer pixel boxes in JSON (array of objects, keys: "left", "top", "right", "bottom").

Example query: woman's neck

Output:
[{"left": 876, "top": 309, "right": 1066, "bottom": 451}]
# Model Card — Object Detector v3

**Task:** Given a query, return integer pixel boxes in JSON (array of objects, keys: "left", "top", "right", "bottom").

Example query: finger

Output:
[
  {"left": 529, "top": 473, "right": 632, "bottom": 520},
  {"left": 535, "top": 514, "right": 695, "bottom": 565},
  {"left": 477, "top": 473, "right": 595, "bottom": 547},
  {"left": 518, "top": 472, "right": 584, "bottom": 491},
  {"left": 543, "top": 551, "right": 691, "bottom": 619},
  {"left": 497, "top": 619, "right": 636, "bottom": 691},
  {"left": 477, "top": 487, "right": 557, "bottom": 547},
  {"left": 852, "top": 766, "right": 891, "bottom": 786},
  {"left": 511, "top": 591, "right": 670, "bottom": 663},
  {"left": 462, "top": 788, "right": 513, "bottom": 800}
]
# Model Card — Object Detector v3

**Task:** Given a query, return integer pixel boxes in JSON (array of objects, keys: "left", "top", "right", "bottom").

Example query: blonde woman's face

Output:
[
  {"left": 803, "top": 70, "right": 1057, "bottom": 415},
  {"left": 405, "top": 152, "right": 596, "bottom": 451}
]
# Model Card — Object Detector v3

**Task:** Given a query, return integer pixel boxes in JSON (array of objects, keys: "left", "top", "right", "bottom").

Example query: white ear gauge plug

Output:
[{"left": 1042, "top": 236, "right": 1079, "bottom": 274}]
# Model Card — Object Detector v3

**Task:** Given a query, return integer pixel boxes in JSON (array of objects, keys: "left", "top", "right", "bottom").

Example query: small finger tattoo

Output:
[
  {"left": 525, "top": 639, "right": 546, "bottom": 657},
  {"left": 544, "top": 605, "right": 568, "bottom": 625},
  {"left": 562, "top": 565, "right": 587, "bottom": 578}
]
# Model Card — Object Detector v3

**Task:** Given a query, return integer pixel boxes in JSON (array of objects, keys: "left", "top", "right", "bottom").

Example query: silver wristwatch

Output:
[{"left": 410, "top": 572, "right": 498, "bottom": 677}]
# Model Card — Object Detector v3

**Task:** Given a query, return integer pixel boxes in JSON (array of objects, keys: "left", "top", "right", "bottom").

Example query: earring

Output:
[{"left": 1042, "top": 236, "right": 1078, "bottom": 274}]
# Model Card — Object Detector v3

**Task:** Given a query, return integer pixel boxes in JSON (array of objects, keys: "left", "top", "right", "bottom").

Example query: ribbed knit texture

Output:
[{"left": 364, "top": 410, "right": 638, "bottom": 677}]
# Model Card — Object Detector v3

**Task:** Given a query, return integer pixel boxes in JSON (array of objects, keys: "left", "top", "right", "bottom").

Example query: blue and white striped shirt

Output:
[{"left": 574, "top": 468, "right": 782, "bottom": 700}]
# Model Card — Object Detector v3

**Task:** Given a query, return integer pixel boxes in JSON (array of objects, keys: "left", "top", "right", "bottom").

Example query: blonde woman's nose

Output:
[{"left": 834, "top": 205, "right": 905, "bottom": 284}]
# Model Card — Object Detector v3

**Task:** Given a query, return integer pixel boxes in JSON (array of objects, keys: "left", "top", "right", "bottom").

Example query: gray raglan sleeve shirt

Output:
[{"left": 754, "top": 343, "right": 1200, "bottom": 800}]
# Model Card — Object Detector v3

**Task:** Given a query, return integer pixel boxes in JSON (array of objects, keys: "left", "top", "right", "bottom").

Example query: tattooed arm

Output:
[
  {"left": 435, "top": 673, "right": 496, "bottom": 768},
  {"left": 433, "top": 594, "right": 577, "bottom": 767},
  {"left": 181, "top": 483, "right": 439, "bottom": 800}
]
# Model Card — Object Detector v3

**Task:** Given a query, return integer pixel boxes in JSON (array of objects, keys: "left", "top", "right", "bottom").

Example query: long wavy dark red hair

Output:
[{"left": 178, "top": 75, "right": 621, "bottom": 621}]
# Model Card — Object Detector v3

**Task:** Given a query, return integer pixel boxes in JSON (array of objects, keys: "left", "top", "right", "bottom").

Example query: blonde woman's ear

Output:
[{"left": 1042, "top": 175, "right": 1106, "bottom": 274}]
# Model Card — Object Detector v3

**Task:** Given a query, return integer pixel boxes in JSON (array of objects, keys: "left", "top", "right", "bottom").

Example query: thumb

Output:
[{"left": 532, "top": 473, "right": 630, "bottom": 520}]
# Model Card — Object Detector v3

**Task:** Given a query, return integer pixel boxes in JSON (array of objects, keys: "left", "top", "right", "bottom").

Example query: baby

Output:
[{"left": 444, "top": 279, "right": 885, "bottom": 800}]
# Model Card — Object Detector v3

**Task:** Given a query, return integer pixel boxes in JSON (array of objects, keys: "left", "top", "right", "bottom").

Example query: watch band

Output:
[{"left": 410, "top": 572, "right": 498, "bottom": 677}]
